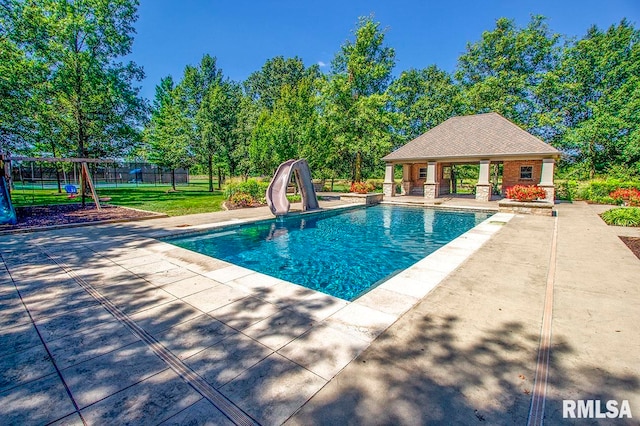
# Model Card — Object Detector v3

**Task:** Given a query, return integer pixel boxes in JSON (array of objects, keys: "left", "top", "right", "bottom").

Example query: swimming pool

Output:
[{"left": 164, "top": 205, "right": 493, "bottom": 301}]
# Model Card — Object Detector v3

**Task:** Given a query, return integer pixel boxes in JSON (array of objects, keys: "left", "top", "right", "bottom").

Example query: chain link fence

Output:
[{"left": 11, "top": 162, "right": 190, "bottom": 189}]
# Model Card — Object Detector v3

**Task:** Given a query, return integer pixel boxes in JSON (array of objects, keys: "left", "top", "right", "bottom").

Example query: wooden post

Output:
[{"left": 82, "top": 162, "right": 101, "bottom": 210}]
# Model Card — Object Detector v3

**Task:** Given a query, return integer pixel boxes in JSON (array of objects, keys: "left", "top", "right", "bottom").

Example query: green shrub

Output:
[
  {"left": 556, "top": 180, "right": 578, "bottom": 201},
  {"left": 366, "top": 179, "right": 383, "bottom": 191},
  {"left": 578, "top": 179, "right": 640, "bottom": 200},
  {"left": 601, "top": 207, "right": 640, "bottom": 227},
  {"left": 224, "top": 179, "right": 269, "bottom": 202},
  {"left": 589, "top": 196, "right": 616, "bottom": 205},
  {"left": 229, "top": 192, "right": 254, "bottom": 207},
  {"left": 287, "top": 194, "right": 302, "bottom": 203}
]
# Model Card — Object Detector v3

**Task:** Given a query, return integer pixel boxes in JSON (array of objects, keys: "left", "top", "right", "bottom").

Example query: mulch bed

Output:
[
  {"left": 223, "top": 201, "right": 266, "bottom": 210},
  {"left": 1, "top": 204, "right": 162, "bottom": 231},
  {"left": 620, "top": 236, "right": 640, "bottom": 261}
]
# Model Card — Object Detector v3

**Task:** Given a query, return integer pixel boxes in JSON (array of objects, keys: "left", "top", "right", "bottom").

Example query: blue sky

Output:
[{"left": 128, "top": 0, "right": 639, "bottom": 101}]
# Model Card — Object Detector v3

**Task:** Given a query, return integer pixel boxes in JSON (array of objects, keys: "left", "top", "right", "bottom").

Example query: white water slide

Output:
[{"left": 266, "top": 159, "right": 320, "bottom": 216}]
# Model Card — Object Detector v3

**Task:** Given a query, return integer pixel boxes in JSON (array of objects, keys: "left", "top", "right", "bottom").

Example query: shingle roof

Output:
[{"left": 382, "top": 112, "right": 560, "bottom": 162}]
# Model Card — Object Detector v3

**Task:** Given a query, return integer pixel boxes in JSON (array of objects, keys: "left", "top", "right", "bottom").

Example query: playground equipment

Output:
[
  {"left": 266, "top": 159, "right": 319, "bottom": 216},
  {"left": 0, "top": 175, "right": 17, "bottom": 225},
  {"left": 2, "top": 155, "right": 109, "bottom": 211}
]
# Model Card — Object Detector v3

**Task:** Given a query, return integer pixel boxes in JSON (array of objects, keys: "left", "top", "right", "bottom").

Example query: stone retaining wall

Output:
[
  {"left": 498, "top": 199, "right": 554, "bottom": 216},
  {"left": 340, "top": 193, "right": 384, "bottom": 206}
]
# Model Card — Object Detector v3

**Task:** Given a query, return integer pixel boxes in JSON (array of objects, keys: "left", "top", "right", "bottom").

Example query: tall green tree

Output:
[
  {"left": 145, "top": 77, "right": 194, "bottom": 190},
  {"left": 1, "top": 2, "right": 64, "bottom": 160},
  {"left": 542, "top": 20, "right": 640, "bottom": 176},
  {"left": 250, "top": 74, "right": 322, "bottom": 175},
  {"left": 389, "top": 66, "right": 461, "bottom": 140},
  {"left": 455, "top": 15, "right": 560, "bottom": 134},
  {"left": 232, "top": 94, "right": 260, "bottom": 180},
  {"left": 196, "top": 80, "right": 241, "bottom": 190},
  {"left": 178, "top": 54, "right": 234, "bottom": 189},
  {"left": 244, "top": 56, "right": 314, "bottom": 110},
  {"left": 322, "top": 16, "right": 397, "bottom": 183},
  {"left": 11, "top": 0, "right": 147, "bottom": 160}
]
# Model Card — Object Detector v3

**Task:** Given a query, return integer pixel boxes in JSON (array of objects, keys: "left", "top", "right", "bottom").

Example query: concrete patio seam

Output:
[
  {"left": 34, "top": 243, "right": 261, "bottom": 426},
  {"left": 527, "top": 215, "right": 558, "bottom": 426}
]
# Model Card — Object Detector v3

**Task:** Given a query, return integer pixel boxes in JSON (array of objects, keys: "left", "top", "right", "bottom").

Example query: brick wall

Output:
[
  {"left": 502, "top": 160, "right": 542, "bottom": 191},
  {"left": 408, "top": 163, "right": 451, "bottom": 195},
  {"left": 410, "top": 163, "right": 426, "bottom": 185}
]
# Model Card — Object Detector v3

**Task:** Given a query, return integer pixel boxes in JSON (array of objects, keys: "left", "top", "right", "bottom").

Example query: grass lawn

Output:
[{"left": 10, "top": 180, "right": 226, "bottom": 216}]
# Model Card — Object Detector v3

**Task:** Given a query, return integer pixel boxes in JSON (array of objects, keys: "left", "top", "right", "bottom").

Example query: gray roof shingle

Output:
[{"left": 382, "top": 112, "right": 560, "bottom": 162}]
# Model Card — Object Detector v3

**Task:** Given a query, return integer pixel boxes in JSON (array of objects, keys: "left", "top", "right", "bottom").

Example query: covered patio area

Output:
[{"left": 382, "top": 113, "right": 560, "bottom": 203}]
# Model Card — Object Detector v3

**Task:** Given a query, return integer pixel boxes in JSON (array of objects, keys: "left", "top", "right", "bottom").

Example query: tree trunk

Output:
[
  {"left": 217, "top": 167, "right": 222, "bottom": 190},
  {"left": 171, "top": 169, "right": 176, "bottom": 190},
  {"left": 451, "top": 165, "right": 457, "bottom": 193},
  {"left": 354, "top": 151, "right": 362, "bottom": 183},
  {"left": 492, "top": 163, "right": 500, "bottom": 194},
  {"left": 208, "top": 154, "right": 214, "bottom": 192},
  {"left": 79, "top": 139, "right": 86, "bottom": 207},
  {"left": 588, "top": 140, "right": 596, "bottom": 179}
]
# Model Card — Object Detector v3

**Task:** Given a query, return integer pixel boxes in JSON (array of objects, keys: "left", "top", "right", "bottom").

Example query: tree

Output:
[
  {"left": 542, "top": 20, "right": 640, "bottom": 177},
  {"left": 12, "top": 0, "right": 147, "bottom": 161},
  {"left": 389, "top": 66, "right": 461, "bottom": 140},
  {"left": 196, "top": 80, "right": 241, "bottom": 190},
  {"left": 232, "top": 94, "right": 260, "bottom": 180},
  {"left": 244, "top": 56, "right": 313, "bottom": 110},
  {"left": 250, "top": 74, "right": 322, "bottom": 175},
  {"left": 322, "top": 16, "right": 397, "bottom": 183},
  {"left": 145, "top": 77, "right": 194, "bottom": 190},
  {"left": 1, "top": 2, "right": 66, "bottom": 162},
  {"left": 455, "top": 16, "right": 561, "bottom": 134}
]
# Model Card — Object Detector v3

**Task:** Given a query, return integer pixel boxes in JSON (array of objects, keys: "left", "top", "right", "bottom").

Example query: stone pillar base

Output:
[
  {"left": 424, "top": 183, "right": 438, "bottom": 200},
  {"left": 539, "top": 184, "right": 555, "bottom": 204},
  {"left": 383, "top": 182, "right": 395, "bottom": 197},
  {"left": 475, "top": 184, "right": 491, "bottom": 202}
]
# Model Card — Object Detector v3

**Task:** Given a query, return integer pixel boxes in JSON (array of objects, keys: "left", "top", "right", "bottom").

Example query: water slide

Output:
[
  {"left": 0, "top": 177, "right": 17, "bottom": 225},
  {"left": 266, "top": 159, "right": 320, "bottom": 216}
]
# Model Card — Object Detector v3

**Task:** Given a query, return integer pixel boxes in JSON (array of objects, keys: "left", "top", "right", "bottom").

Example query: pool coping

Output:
[
  {"left": 153, "top": 206, "right": 514, "bottom": 313},
  {"left": 147, "top": 203, "right": 362, "bottom": 240},
  {"left": 141, "top": 206, "right": 514, "bottom": 381}
]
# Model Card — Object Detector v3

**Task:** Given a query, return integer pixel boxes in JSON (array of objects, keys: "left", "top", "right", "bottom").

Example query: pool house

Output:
[{"left": 382, "top": 112, "right": 561, "bottom": 202}]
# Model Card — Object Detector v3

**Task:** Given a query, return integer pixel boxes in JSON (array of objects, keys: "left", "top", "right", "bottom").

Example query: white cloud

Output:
[{"left": 317, "top": 61, "right": 327, "bottom": 68}]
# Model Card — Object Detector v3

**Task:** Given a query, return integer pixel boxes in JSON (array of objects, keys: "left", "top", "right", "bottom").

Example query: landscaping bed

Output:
[
  {"left": 1, "top": 204, "right": 163, "bottom": 231},
  {"left": 620, "top": 237, "right": 640, "bottom": 261}
]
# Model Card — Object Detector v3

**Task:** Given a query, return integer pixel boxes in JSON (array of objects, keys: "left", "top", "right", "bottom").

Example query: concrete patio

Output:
[{"left": 0, "top": 199, "right": 638, "bottom": 425}]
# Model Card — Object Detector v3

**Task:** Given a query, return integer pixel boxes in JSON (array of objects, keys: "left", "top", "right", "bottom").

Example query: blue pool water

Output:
[{"left": 165, "top": 205, "right": 492, "bottom": 301}]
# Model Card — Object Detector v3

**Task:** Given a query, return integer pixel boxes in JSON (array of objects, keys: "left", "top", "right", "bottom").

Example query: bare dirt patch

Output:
[
  {"left": 620, "top": 236, "right": 640, "bottom": 260},
  {"left": 1, "top": 204, "right": 163, "bottom": 231}
]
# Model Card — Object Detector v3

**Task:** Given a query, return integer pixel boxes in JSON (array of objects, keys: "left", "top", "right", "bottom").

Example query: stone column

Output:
[
  {"left": 424, "top": 161, "right": 439, "bottom": 200},
  {"left": 475, "top": 160, "right": 491, "bottom": 201},
  {"left": 382, "top": 163, "right": 395, "bottom": 197},
  {"left": 401, "top": 164, "right": 411, "bottom": 195},
  {"left": 539, "top": 158, "right": 556, "bottom": 203}
]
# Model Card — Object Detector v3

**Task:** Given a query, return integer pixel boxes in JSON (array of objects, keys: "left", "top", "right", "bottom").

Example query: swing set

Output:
[{"left": 2, "top": 155, "right": 114, "bottom": 210}]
